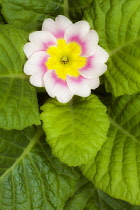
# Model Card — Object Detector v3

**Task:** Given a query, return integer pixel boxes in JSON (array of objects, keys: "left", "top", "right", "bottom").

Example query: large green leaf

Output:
[
  {"left": 1, "top": 0, "right": 64, "bottom": 31},
  {"left": 0, "top": 126, "right": 79, "bottom": 209},
  {"left": 65, "top": 177, "right": 140, "bottom": 210},
  {"left": 81, "top": 93, "right": 140, "bottom": 205},
  {"left": 1, "top": 0, "right": 93, "bottom": 31},
  {"left": 40, "top": 95, "right": 110, "bottom": 167},
  {"left": 84, "top": 0, "right": 140, "bottom": 96},
  {"left": 0, "top": 25, "right": 40, "bottom": 130}
]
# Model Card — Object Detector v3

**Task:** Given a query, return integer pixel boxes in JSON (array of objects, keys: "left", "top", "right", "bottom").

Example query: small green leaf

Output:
[
  {"left": 81, "top": 93, "right": 140, "bottom": 205},
  {"left": 0, "top": 126, "right": 79, "bottom": 209},
  {"left": 0, "top": 25, "right": 40, "bottom": 130},
  {"left": 40, "top": 95, "right": 110, "bottom": 167},
  {"left": 84, "top": 0, "right": 140, "bottom": 96}
]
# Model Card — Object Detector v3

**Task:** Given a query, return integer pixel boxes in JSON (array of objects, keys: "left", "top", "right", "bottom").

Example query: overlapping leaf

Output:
[
  {"left": 65, "top": 177, "right": 140, "bottom": 210},
  {"left": 1, "top": 0, "right": 93, "bottom": 31},
  {"left": 40, "top": 95, "right": 110, "bottom": 166},
  {"left": 0, "top": 126, "right": 79, "bottom": 209},
  {"left": 81, "top": 93, "right": 140, "bottom": 205},
  {"left": 0, "top": 25, "right": 40, "bottom": 130},
  {"left": 1, "top": 0, "right": 64, "bottom": 31},
  {"left": 84, "top": 0, "right": 140, "bottom": 96}
]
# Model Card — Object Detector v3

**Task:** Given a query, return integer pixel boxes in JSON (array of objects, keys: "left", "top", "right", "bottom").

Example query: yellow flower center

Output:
[{"left": 46, "top": 39, "right": 86, "bottom": 80}]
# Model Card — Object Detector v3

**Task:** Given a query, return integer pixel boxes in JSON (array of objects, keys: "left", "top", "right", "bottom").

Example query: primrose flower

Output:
[{"left": 23, "top": 15, "right": 109, "bottom": 103}]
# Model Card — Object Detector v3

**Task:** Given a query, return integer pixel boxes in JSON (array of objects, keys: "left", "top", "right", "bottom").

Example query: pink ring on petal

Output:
[
  {"left": 24, "top": 31, "right": 57, "bottom": 58},
  {"left": 65, "top": 22, "right": 99, "bottom": 57},
  {"left": 24, "top": 51, "right": 49, "bottom": 87},
  {"left": 66, "top": 75, "right": 91, "bottom": 97},
  {"left": 66, "top": 75, "right": 100, "bottom": 97},
  {"left": 43, "top": 70, "right": 74, "bottom": 103},
  {"left": 79, "top": 55, "right": 108, "bottom": 79}
]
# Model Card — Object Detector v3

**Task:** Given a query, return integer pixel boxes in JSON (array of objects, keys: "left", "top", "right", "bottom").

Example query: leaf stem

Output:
[{"left": 64, "top": 0, "right": 70, "bottom": 19}]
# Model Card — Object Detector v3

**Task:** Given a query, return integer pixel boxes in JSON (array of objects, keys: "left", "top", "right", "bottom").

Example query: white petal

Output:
[
  {"left": 23, "top": 42, "right": 42, "bottom": 58},
  {"left": 43, "top": 70, "right": 74, "bottom": 103},
  {"left": 93, "top": 45, "right": 109, "bottom": 63},
  {"left": 83, "top": 30, "right": 99, "bottom": 56},
  {"left": 55, "top": 15, "right": 73, "bottom": 30},
  {"left": 24, "top": 31, "right": 57, "bottom": 58},
  {"left": 79, "top": 55, "right": 107, "bottom": 79},
  {"left": 65, "top": 21, "right": 99, "bottom": 56},
  {"left": 66, "top": 75, "right": 99, "bottom": 97},
  {"left": 29, "top": 31, "right": 57, "bottom": 46},
  {"left": 24, "top": 51, "right": 48, "bottom": 75},
  {"left": 65, "top": 21, "right": 90, "bottom": 40},
  {"left": 42, "top": 15, "right": 72, "bottom": 38},
  {"left": 30, "top": 72, "right": 45, "bottom": 87},
  {"left": 90, "top": 77, "right": 100, "bottom": 90}
]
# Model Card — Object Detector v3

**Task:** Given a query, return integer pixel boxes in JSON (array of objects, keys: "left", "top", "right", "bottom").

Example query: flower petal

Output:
[
  {"left": 93, "top": 45, "right": 109, "bottom": 63},
  {"left": 23, "top": 42, "right": 42, "bottom": 59},
  {"left": 64, "top": 21, "right": 99, "bottom": 57},
  {"left": 24, "top": 31, "right": 57, "bottom": 58},
  {"left": 30, "top": 71, "right": 45, "bottom": 87},
  {"left": 66, "top": 75, "right": 99, "bottom": 97},
  {"left": 42, "top": 15, "right": 72, "bottom": 39},
  {"left": 65, "top": 21, "right": 90, "bottom": 39},
  {"left": 24, "top": 51, "right": 48, "bottom": 75},
  {"left": 43, "top": 70, "right": 74, "bottom": 103},
  {"left": 79, "top": 54, "right": 108, "bottom": 79}
]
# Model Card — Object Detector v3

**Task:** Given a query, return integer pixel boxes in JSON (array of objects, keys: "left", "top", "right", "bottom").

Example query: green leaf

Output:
[
  {"left": 40, "top": 95, "right": 110, "bottom": 167},
  {"left": 81, "top": 93, "right": 140, "bottom": 205},
  {"left": 0, "top": 25, "right": 40, "bottom": 130},
  {"left": 1, "top": 0, "right": 93, "bottom": 31},
  {"left": 0, "top": 126, "right": 80, "bottom": 209},
  {"left": 65, "top": 178, "right": 140, "bottom": 210},
  {"left": 84, "top": 0, "right": 140, "bottom": 96},
  {"left": 1, "top": 0, "right": 64, "bottom": 31}
]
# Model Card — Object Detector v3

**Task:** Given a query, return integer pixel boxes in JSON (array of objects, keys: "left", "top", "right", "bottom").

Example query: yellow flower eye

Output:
[{"left": 46, "top": 39, "right": 86, "bottom": 80}]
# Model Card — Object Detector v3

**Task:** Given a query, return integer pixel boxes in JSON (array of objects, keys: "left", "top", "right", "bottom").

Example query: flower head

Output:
[{"left": 23, "top": 15, "right": 109, "bottom": 103}]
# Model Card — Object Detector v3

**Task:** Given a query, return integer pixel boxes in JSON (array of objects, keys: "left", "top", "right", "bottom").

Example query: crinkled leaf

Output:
[
  {"left": 0, "top": 25, "right": 40, "bottom": 130},
  {"left": 1, "top": 0, "right": 64, "bottom": 31},
  {"left": 0, "top": 126, "right": 79, "bottom": 209},
  {"left": 84, "top": 0, "right": 140, "bottom": 96},
  {"left": 65, "top": 177, "right": 140, "bottom": 210},
  {"left": 1, "top": 0, "right": 93, "bottom": 31},
  {"left": 81, "top": 93, "right": 140, "bottom": 205},
  {"left": 40, "top": 95, "right": 110, "bottom": 167}
]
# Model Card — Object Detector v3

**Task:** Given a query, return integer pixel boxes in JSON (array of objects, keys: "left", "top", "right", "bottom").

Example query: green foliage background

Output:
[{"left": 1, "top": 0, "right": 140, "bottom": 209}]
